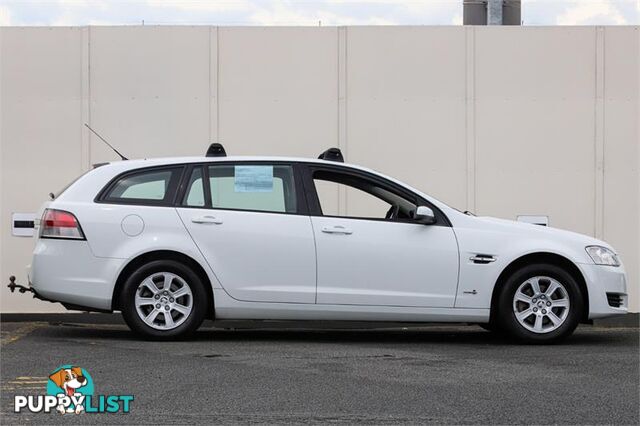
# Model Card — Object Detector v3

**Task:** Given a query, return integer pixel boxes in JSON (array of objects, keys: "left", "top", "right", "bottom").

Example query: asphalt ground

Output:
[{"left": 0, "top": 321, "right": 638, "bottom": 425}]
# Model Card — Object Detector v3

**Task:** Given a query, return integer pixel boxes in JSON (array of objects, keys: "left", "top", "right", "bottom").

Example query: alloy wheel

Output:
[
  {"left": 512, "top": 276, "right": 570, "bottom": 334},
  {"left": 134, "top": 272, "right": 193, "bottom": 330}
]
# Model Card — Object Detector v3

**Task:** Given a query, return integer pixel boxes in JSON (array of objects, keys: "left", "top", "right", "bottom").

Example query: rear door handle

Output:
[
  {"left": 191, "top": 215, "right": 223, "bottom": 225},
  {"left": 321, "top": 225, "right": 352, "bottom": 235}
]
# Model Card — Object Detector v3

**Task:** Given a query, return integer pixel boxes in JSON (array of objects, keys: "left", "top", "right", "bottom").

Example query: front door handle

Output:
[
  {"left": 321, "top": 225, "right": 353, "bottom": 235},
  {"left": 191, "top": 215, "right": 223, "bottom": 225}
]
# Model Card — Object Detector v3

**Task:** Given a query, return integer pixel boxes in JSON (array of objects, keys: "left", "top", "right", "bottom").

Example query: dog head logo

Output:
[
  {"left": 49, "top": 367, "right": 86, "bottom": 397},
  {"left": 46, "top": 365, "right": 94, "bottom": 415}
]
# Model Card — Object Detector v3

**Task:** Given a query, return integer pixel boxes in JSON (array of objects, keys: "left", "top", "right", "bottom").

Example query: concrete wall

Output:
[{"left": 1, "top": 26, "right": 638, "bottom": 313}]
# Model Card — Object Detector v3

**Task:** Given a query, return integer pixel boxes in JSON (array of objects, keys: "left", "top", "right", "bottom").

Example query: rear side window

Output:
[
  {"left": 102, "top": 167, "right": 183, "bottom": 204},
  {"left": 183, "top": 164, "right": 297, "bottom": 214},
  {"left": 184, "top": 167, "right": 205, "bottom": 207}
]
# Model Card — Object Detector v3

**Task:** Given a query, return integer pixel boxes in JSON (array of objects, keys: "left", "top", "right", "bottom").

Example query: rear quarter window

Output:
[{"left": 100, "top": 167, "right": 184, "bottom": 205}]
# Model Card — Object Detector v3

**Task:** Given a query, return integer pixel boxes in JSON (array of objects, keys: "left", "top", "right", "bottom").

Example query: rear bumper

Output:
[
  {"left": 577, "top": 262, "right": 629, "bottom": 319},
  {"left": 29, "top": 239, "right": 124, "bottom": 311}
]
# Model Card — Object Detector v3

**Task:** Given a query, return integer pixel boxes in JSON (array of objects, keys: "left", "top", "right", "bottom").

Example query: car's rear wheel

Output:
[
  {"left": 120, "top": 260, "right": 207, "bottom": 340},
  {"left": 496, "top": 263, "right": 583, "bottom": 344}
]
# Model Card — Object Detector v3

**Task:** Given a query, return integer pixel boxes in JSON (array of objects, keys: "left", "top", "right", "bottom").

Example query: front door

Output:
[
  {"left": 177, "top": 162, "right": 316, "bottom": 304},
  {"left": 306, "top": 166, "right": 459, "bottom": 307}
]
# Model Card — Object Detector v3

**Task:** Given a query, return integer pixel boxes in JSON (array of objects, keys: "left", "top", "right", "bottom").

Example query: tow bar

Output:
[
  {"left": 7, "top": 275, "right": 107, "bottom": 312},
  {"left": 7, "top": 276, "right": 35, "bottom": 295},
  {"left": 7, "top": 276, "right": 54, "bottom": 303}
]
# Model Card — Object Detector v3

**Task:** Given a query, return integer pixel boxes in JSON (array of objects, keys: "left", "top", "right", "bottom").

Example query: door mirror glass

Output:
[{"left": 415, "top": 206, "right": 436, "bottom": 224}]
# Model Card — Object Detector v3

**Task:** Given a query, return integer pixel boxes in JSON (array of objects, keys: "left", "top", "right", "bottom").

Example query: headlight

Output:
[{"left": 586, "top": 246, "right": 620, "bottom": 267}]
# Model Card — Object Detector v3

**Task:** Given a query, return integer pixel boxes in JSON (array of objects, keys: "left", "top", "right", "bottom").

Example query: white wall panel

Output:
[
  {"left": 89, "top": 26, "right": 210, "bottom": 162},
  {"left": 602, "top": 27, "right": 639, "bottom": 311},
  {"left": 345, "top": 27, "right": 467, "bottom": 210},
  {"left": 1, "top": 27, "right": 84, "bottom": 313},
  {"left": 218, "top": 27, "right": 338, "bottom": 157},
  {"left": 475, "top": 27, "right": 596, "bottom": 236},
  {"left": 0, "top": 26, "right": 638, "bottom": 313}
]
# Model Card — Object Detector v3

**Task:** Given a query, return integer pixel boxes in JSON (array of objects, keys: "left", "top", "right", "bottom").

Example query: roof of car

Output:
[
  {"left": 101, "top": 155, "right": 361, "bottom": 170},
  {"left": 97, "top": 145, "right": 350, "bottom": 169}
]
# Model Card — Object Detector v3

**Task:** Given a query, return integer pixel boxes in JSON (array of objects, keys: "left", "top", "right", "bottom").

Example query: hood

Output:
[
  {"left": 447, "top": 211, "right": 615, "bottom": 252},
  {"left": 453, "top": 213, "right": 615, "bottom": 252}
]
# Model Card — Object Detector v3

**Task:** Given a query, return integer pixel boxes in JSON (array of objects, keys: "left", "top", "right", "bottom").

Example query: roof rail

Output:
[
  {"left": 318, "top": 147, "right": 344, "bottom": 163},
  {"left": 206, "top": 143, "right": 226, "bottom": 157}
]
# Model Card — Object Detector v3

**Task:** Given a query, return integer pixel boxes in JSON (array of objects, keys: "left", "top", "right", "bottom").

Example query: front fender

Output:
[{"left": 453, "top": 227, "right": 591, "bottom": 309}]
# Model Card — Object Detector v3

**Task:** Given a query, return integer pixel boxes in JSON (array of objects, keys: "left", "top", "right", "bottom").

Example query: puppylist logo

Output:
[{"left": 14, "top": 365, "right": 133, "bottom": 415}]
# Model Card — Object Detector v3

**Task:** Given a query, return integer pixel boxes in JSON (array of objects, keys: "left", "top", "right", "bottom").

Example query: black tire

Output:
[
  {"left": 120, "top": 260, "right": 208, "bottom": 340},
  {"left": 478, "top": 322, "right": 496, "bottom": 332},
  {"left": 496, "top": 263, "right": 583, "bottom": 344}
]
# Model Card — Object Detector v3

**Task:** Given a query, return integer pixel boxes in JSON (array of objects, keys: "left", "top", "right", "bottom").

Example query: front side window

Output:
[
  {"left": 183, "top": 164, "right": 297, "bottom": 214},
  {"left": 103, "top": 167, "right": 182, "bottom": 204},
  {"left": 312, "top": 169, "right": 418, "bottom": 221}
]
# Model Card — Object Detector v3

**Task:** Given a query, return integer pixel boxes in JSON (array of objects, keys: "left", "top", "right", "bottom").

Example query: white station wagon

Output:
[{"left": 13, "top": 145, "right": 628, "bottom": 342}]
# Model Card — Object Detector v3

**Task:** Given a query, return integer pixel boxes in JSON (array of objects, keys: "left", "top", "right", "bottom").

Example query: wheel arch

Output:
[
  {"left": 490, "top": 252, "right": 589, "bottom": 323},
  {"left": 111, "top": 250, "right": 215, "bottom": 319}
]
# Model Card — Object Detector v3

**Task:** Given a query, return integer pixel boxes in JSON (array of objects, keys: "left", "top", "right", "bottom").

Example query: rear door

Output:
[{"left": 176, "top": 162, "right": 316, "bottom": 304}]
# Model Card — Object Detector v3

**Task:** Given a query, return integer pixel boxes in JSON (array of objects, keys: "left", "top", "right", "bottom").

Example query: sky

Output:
[{"left": 0, "top": 0, "right": 638, "bottom": 27}]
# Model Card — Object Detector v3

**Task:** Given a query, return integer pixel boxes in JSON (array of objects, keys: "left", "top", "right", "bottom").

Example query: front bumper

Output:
[
  {"left": 29, "top": 239, "right": 124, "bottom": 311},
  {"left": 577, "top": 262, "right": 629, "bottom": 319}
]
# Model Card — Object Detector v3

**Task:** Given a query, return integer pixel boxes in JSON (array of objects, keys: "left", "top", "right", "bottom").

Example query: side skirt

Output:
[{"left": 213, "top": 289, "right": 489, "bottom": 323}]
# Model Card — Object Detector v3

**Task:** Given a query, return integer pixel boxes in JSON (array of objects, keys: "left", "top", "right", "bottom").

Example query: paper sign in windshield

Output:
[{"left": 234, "top": 166, "right": 274, "bottom": 192}]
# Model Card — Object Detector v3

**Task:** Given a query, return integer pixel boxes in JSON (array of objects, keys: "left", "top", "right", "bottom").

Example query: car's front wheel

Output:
[
  {"left": 496, "top": 263, "right": 584, "bottom": 344},
  {"left": 120, "top": 260, "right": 208, "bottom": 340}
]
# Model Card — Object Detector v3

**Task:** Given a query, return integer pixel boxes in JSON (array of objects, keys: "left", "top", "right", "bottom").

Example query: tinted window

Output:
[
  {"left": 183, "top": 164, "right": 297, "bottom": 214},
  {"left": 183, "top": 167, "right": 205, "bottom": 207},
  {"left": 315, "top": 179, "right": 392, "bottom": 218},
  {"left": 312, "top": 169, "right": 417, "bottom": 220},
  {"left": 104, "top": 167, "right": 182, "bottom": 204}
]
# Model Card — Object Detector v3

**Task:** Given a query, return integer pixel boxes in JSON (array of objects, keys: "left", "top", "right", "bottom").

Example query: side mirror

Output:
[{"left": 415, "top": 206, "right": 436, "bottom": 224}]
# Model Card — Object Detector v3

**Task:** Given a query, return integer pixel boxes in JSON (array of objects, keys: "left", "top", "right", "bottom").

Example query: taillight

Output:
[{"left": 40, "top": 209, "right": 85, "bottom": 240}]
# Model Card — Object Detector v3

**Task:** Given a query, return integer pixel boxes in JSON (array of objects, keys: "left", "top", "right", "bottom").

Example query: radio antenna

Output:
[{"left": 84, "top": 123, "right": 128, "bottom": 161}]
